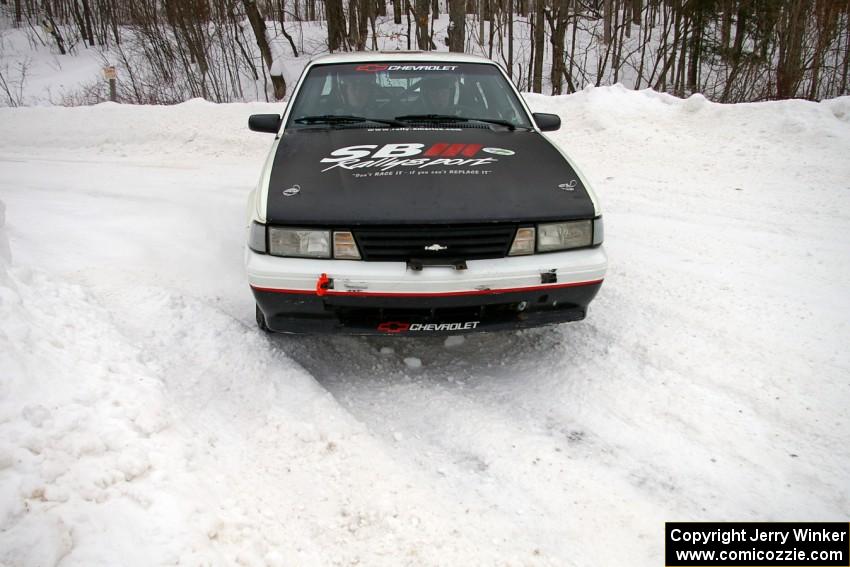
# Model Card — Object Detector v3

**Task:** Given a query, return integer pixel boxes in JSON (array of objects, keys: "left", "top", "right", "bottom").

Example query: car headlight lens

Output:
[
  {"left": 268, "top": 227, "right": 331, "bottom": 258},
  {"left": 333, "top": 231, "right": 361, "bottom": 260},
  {"left": 537, "top": 220, "right": 593, "bottom": 252},
  {"left": 248, "top": 221, "right": 266, "bottom": 253},
  {"left": 593, "top": 217, "right": 604, "bottom": 245},
  {"left": 509, "top": 227, "right": 535, "bottom": 256}
]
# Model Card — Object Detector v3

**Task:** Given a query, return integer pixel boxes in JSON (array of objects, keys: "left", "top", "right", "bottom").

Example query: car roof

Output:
[{"left": 309, "top": 51, "right": 499, "bottom": 66}]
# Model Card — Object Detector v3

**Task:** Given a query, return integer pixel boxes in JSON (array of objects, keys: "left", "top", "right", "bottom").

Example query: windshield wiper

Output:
[
  {"left": 294, "top": 114, "right": 406, "bottom": 127},
  {"left": 465, "top": 117, "right": 524, "bottom": 130},
  {"left": 394, "top": 114, "right": 521, "bottom": 130}
]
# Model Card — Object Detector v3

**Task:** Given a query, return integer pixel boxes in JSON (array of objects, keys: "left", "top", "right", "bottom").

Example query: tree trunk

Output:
[
  {"left": 687, "top": 7, "right": 702, "bottom": 94},
  {"left": 414, "top": 0, "right": 430, "bottom": 49},
  {"left": 348, "top": 0, "right": 361, "bottom": 48},
  {"left": 406, "top": 0, "right": 413, "bottom": 49},
  {"left": 488, "top": 0, "right": 495, "bottom": 58},
  {"left": 479, "top": 0, "right": 485, "bottom": 49},
  {"left": 807, "top": 0, "right": 838, "bottom": 100},
  {"left": 393, "top": 0, "right": 402, "bottom": 24},
  {"left": 720, "top": 0, "right": 731, "bottom": 54},
  {"left": 653, "top": 1, "right": 681, "bottom": 92},
  {"left": 675, "top": 15, "right": 689, "bottom": 96},
  {"left": 528, "top": 5, "right": 535, "bottom": 90},
  {"left": 14, "top": 0, "right": 22, "bottom": 27},
  {"left": 81, "top": 0, "right": 95, "bottom": 46},
  {"left": 548, "top": 0, "right": 569, "bottom": 95},
  {"left": 568, "top": 8, "right": 578, "bottom": 90},
  {"left": 507, "top": 0, "right": 513, "bottom": 79},
  {"left": 108, "top": 0, "right": 120, "bottom": 47},
  {"left": 604, "top": 0, "right": 612, "bottom": 44},
  {"left": 841, "top": 0, "right": 850, "bottom": 95},
  {"left": 429, "top": 0, "right": 438, "bottom": 49},
  {"left": 360, "top": 0, "right": 371, "bottom": 50},
  {"left": 43, "top": 2, "right": 67, "bottom": 55},
  {"left": 776, "top": 0, "right": 806, "bottom": 99},
  {"left": 532, "top": 0, "right": 544, "bottom": 92},
  {"left": 278, "top": 2, "right": 300, "bottom": 57},
  {"left": 449, "top": 0, "right": 465, "bottom": 51},
  {"left": 71, "top": 0, "right": 87, "bottom": 46},
  {"left": 243, "top": 0, "right": 287, "bottom": 99},
  {"left": 614, "top": 1, "right": 626, "bottom": 82},
  {"left": 670, "top": 0, "right": 683, "bottom": 92},
  {"left": 326, "top": 0, "right": 347, "bottom": 51},
  {"left": 635, "top": 1, "right": 652, "bottom": 89},
  {"left": 370, "top": 6, "right": 379, "bottom": 49}
]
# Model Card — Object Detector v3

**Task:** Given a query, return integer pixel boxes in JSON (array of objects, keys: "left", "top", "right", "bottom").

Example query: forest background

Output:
[{"left": 1, "top": 0, "right": 848, "bottom": 107}]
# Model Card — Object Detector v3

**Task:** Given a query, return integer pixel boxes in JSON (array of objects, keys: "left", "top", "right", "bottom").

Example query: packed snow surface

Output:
[{"left": 1, "top": 88, "right": 849, "bottom": 566}]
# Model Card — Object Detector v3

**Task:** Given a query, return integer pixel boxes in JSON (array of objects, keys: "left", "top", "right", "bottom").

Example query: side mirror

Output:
[
  {"left": 532, "top": 112, "right": 561, "bottom": 132},
  {"left": 249, "top": 114, "right": 282, "bottom": 134}
]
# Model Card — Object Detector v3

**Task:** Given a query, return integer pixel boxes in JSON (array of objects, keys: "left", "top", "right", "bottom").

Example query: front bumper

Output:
[{"left": 247, "top": 247, "right": 607, "bottom": 335}]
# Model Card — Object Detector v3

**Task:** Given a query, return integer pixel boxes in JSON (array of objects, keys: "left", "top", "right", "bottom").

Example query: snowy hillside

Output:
[{"left": 1, "top": 89, "right": 849, "bottom": 565}]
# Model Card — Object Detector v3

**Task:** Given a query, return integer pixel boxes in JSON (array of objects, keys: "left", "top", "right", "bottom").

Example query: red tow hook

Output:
[{"left": 316, "top": 273, "right": 333, "bottom": 296}]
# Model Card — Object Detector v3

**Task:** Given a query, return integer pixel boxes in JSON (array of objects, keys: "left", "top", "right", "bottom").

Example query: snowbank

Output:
[{"left": 0, "top": 99, "right": 281, "bottom": 162}]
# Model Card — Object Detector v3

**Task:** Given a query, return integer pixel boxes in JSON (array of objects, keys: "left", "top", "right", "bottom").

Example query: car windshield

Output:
[{"left": 286, "top": 62, "right": 533, "bottom": 130}]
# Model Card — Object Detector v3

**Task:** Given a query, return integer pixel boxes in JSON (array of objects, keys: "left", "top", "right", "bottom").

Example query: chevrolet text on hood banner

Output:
[{"left": 266, "top": 128, "right": 596, "bottom": 225}]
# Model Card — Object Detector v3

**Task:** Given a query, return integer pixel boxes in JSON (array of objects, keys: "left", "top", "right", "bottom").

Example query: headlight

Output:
[
  {"left": 248, "top": 221, "right": 266, "bottom": 253},
  {"left": 537, "top": 220, "right": 592, "bottom": 252},
  {"left": 268, "top": 227, "right": 331, "bottom": 258},
  {"left": 593, "top": 217, "right": 604, "bottom": 245}
]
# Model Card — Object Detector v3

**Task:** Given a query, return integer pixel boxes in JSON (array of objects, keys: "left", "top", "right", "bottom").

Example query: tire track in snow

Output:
[
  {"left": 276, "top": 326, "right": 676, "bottom": 565},
  {"left": 95, "top": 284, "right": 567, "bottom": 566}
]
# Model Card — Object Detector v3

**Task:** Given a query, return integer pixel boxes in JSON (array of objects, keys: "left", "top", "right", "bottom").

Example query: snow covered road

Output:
[{"left": 1, "top": 90, "right": 849, "bottom": 566}]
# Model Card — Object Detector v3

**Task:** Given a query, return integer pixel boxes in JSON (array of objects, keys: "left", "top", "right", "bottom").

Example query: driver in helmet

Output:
[
  {"left": 418, "top": 75, "right": 458, "bottom": 115},
  {"left": 338, "top": 72, "right": 377, "bottom": 114}
]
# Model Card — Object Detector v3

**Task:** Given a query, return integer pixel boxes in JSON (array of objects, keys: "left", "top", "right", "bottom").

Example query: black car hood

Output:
[{"left": 265, "top": 127, "right": 595, "bottom": 225}]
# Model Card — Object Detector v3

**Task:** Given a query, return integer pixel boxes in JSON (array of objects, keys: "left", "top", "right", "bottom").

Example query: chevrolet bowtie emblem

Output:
[{"left": 424, "top": 244, "right": 448, "bottom": 251}]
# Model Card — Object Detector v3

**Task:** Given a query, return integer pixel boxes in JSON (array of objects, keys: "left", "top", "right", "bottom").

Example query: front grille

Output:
[{"left": 353, "top": 224, "right": 517, "bottom": 262}]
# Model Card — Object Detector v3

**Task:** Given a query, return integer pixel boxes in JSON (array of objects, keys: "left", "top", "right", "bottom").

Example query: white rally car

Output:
[{"left": 245, "top": 52, "right": 606, "bottom": 335}]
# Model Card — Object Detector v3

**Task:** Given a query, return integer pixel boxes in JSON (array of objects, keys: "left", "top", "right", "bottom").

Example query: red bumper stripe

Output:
[{"left": 250, "top": 279, "right": 603, "bottom": 297}]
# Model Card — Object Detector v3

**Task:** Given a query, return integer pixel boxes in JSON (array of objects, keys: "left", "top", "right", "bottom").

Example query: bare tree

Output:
[
  {"left": 392, "top": 0, "right": 402, "bottom": 23},
  {"left": 546, "top": 0, "right": 569, "bottom": 94},
  {"left": 243, "top": 0, "right": 285, "bottom": 99},
  {"left": 776, "top": 0, "right": 807, "bottom": 98},
  {"left": 326, "top": 0, "right": 347, "bottom": 51},
  {"left": 81, "top": 0, "right": 94, "bottom": 46},
  {"left": 414, "top": 0, "right": 430, "bottom": 49},
  {"left": 449, "top": 0, "right": 465, "bottom": 51},
  {"left": 4, "top": 0, "right": 849, "bottom": 106},
  {"left": 532, "top": 0, "right": 544, "bottom": 92}
]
